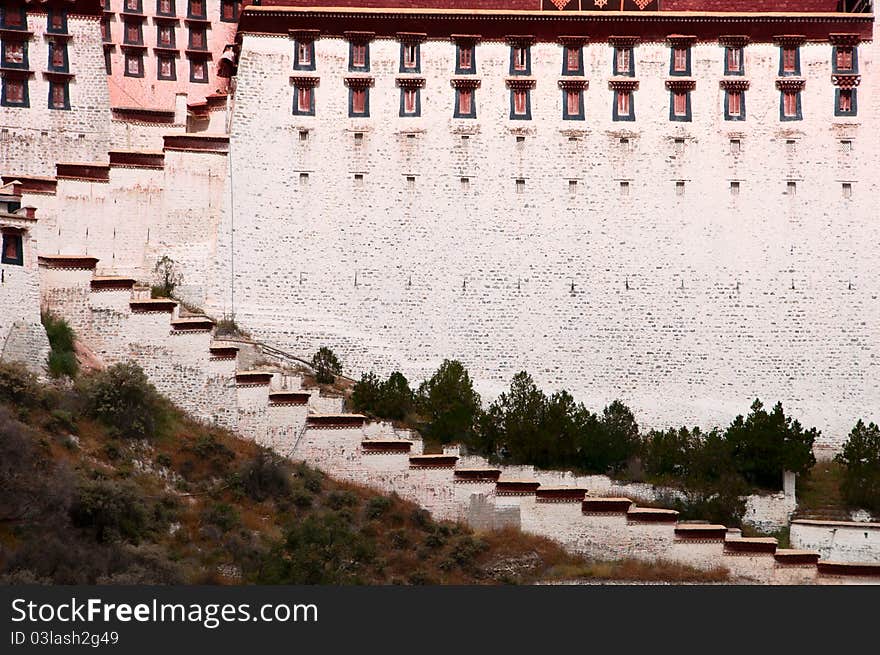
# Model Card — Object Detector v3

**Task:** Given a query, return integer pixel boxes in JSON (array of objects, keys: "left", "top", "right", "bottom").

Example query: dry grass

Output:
[{"left": 545, "top": 558, "right": 730, "bottom": 584}]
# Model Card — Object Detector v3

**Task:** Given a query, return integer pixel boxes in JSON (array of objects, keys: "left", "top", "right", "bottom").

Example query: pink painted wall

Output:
[{"left": 102, "top": 0, "right": 238, "bottom": 111}]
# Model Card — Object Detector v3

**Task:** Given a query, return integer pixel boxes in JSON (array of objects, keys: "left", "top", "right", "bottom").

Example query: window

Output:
[
  {"left": 124, "top": 52, "right": 144, "bottom": 77},
  {"left": 48, "top": 81, "right": 69, "bottom": 110},
  {"left": 515, "top": 178, "right": 525, "bottom": 194},
  {"left": 562, "top": 46, "right": 582, "bottom": 75},
  {"left": 835, "top": 88, "right": 857, "bottom": 116},
  {"left": 294, "top": 40, "right": 315, "bottom": 71},
  {"left": 510, "top": 89, "right": 530, "bottom": 120},
  {"left": 781, "top": 90, "right": 801, "bottom": 120},
  {"left": 842, "top": 182, "right": 852, "bottom": 199},
  {"left": 568, "top": 180, "right": 578, "bottom": 195},
  {"left": 157, "top": 54, "right": 175, "bottom": 80},
  {"left": 670, "top": 46, "right": 689, "bottom": 75},
  {"left": 2, "top": 41, "right": 27, "bottom": 68},
  {"left": 833, "top": 46, "right": 856, "bottom": 73},
  {"left": 49, "top": 42, "right": 67, "bottom": 71},
  {"left": 725, "top": 90, "right": 745, "bottom": 121},
  {"left": 461, "top": 177, "right": 470, "bottom": 190},
  {"left": 787, "top": 181, "right": 797, "bottom": 195},
  {"left": 456, "top": 43, "right": 475, "bottom": 74},
  {"left": 1, "top": 78, "right": 28, "bottom": 107},
  {"left": 124, "top": 21, "right": 143, "bottom": 45},
  {"left": 730, "top": 181, "right": 740, "bottom": 196},
  {"left": 840, "top": 139, "right": 852, "bottom": 152},
  {"left": 101, "top": 17, "right": 110, "bottom": 42},
  {"left": 292, "top": 86, "right": 314, "bottom": 116},
  {"left": 780, "top": 46, "right": 800, "bottom": 75},
  {"left": 104, "top": 48, "right": 112, "bottom": 74},
  {"left": 354, "top": 132, "right": 363, "bottom": 144},
  {"left": 1, "top": 5, "right": 25, "bottom": 29},
  {"left": 1, "top": 233, "right": 23, "bottom": 266},
  {"left": 614, "top": 90, "right": 634, "bottom": 121},
  {"left": 400, "top": 88, "right": 420, "bottom": 117},
  {"left": 613, "top": 47, "right": 634, "bottom": 76},
  {"left": 671, "top": 91, "right": 689, "bottom": 120},
  {"left": 725, "top": 46, "right": 743, "bottom": 75},
  {"left": 785, "top": 139, "right": 796, "bottom": 154},
  {"left": 675, "top": 181, "right": 685, "bottom": 196},
  {"left": 350, "top": 88, "right": 368, "bottom": 117},
  {"left": 620, "top": 181, "right": 630, "bottom": 196},
  {"left": 156, "top": 0, "right": 175, "bottom": 16},
  {"left": 157, "top": 25, "right": 175, "bottom": 48},
  {"left": 189, "top": 27, "right": 206, "bottom": 50},
  {"left": 299, "top": 129, "right": 309, "bottom": 141},
  {"left": 510, "top": 45, "right": 530, "bottom": 75},
  {"left": 124, "top": 0, "right": 143, "bottom": 12},
  {"left": 349, "top": 42, "right": 369, "bottom": 71},
  {"left": 454, "top": 88, "right": 476, "bottom": 119},
  {"left": 354, "top": 173, "right": 364, "bottom": 186},
  {"left": 48, "top": 10, "right": 67, "bottom": 34},
  {"left": 299, "top": 172, "right": 309, "bottom": 185},
  {"left": 188, "top": 0, "right": 206, "bottom": 19},
  {"left": 562, "top": 89, "right": 583, "bottom": 121},
  {"left": 400, "top": 42, "right": 419, "bottom": 73},
  {"left": 406, "top": 176, "right": 416, "bottom": 189},
  {"left": 189, "top": 58, "right": 208, "bottom": 82},
  {"left": 220, "top": 0, "right": 240, "bottom": 22}
]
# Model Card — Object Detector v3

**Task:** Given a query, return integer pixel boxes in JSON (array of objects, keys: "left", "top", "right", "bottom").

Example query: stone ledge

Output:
[
  {"left": 268, "top": 390, "right": 311, "bottom": 405},
  {"left": 38, "top": 255, "right": 99, "bottom": 270},
  {"left": 582, "top": 497, "right": 632, "bottom": 513},
  {"left": 409, "top": 454, "right": 458, "bottom": 469}
]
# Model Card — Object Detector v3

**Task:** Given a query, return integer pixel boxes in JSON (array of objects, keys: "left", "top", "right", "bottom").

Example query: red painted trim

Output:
[
  {"left": 582, "top": 498, "right": 633, "bottom": 513},
  {"left": 1, "top": 175, "right": 57, "bottom": 194},
  {"left": 268, "top": 390, "right": 311, "bottom": 405},
  {"left": 163, "top": 134, "right": 230, "bottom": 152},
  {"left": 56, "top": 163, "right": 110, "bottom": 182},
  {"left": 454, "top": 468, "right": 502, "bottom": 481},
  {"left": 108, "top": 151, "right": 165, "bottom": 169},
  {"left": 361, "top": 440, "right": 413, "bottom": 452},
  {"left": 239, "top": 9, "right": 872, "bottom": 43},
  {"left": 37, "top": 255, "right": 99, "bottom": 270},
  {"left": 90, "top": 277, "right": 137, "bottom": 291}
]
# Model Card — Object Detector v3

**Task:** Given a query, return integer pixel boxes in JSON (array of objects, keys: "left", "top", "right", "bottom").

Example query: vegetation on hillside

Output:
[
  {"left": 348, "top": 360, "right": 826, "bottom": 527},
  {"left": 41, "top": 311, "right": 78, "bottom": 379},
  {"left": 835, "top": 420, "right": 880, "bottom": 514},
  {"left": 0, "top": 361, "right": 725, "bottom": 584}
]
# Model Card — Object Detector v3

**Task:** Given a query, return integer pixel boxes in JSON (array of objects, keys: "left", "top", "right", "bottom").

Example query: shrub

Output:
[
  {"left": 45, "top": 409, "right": 77, "bottom": 435},
  {"left": 836, "top": 420, "right": 880, "bottom": 513},
  {"left": 202, "top": 503, "right": 241, "bottom": 533},
  {"left": 725, "top": 399, "right": 817, "bottom": 490},
  {"left": 237, "top": 452, "right": 291, "bottom": 502},
  {"left": 311, "top": 347, "right": 342, "bottom": 384},
  {"left": 366, "top": 496, "right": 392, "bottom": 519},
  {"left": 80, "top": 363, "right": 169, "bottom": 440},
  {"left": 70, "top": 479, "right": 151, "bottom": 544},
  {"left": 152, "top": 255, "right": 182, "bottom": 298},
  {"left": 41, "top": 311, "right": 78, "bottom": 379},
  {"left": 0, "top": 363, "right": 41, "bottom": 408},
  {"left": 417, "top": 359, "right": 481, "bottom": 444}
]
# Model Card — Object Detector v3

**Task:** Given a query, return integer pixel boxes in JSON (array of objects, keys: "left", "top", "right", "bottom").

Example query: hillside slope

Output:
[{"left": 0, "top": 363, "right": 726, "bottom": 585}]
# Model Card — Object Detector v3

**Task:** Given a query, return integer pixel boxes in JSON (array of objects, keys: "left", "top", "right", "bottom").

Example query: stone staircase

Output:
[{"left": 35, "top": 256, "right": 880, "bottom": 585}]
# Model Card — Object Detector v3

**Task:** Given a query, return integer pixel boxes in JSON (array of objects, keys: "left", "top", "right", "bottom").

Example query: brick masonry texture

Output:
[
  {"left": 0, "top": 14, "right": 112, "bottom": 176},
  {"left": 213, "top": 32, "right": 880, "bottom": 448}
]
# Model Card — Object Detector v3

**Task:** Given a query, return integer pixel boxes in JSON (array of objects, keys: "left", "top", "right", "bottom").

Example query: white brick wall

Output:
[
  {"left": 216, "top": 31, "right": 880, "bottom": 448},
  {"left": 0, "top": 15, "right": 112, "bottom": 177}
]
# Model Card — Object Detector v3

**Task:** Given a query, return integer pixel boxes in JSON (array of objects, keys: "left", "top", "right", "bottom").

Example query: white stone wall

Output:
[
  {"left": 0, "top": 216, "right": 49, "bottom": 373},
  {"left": 23, "top": 148, "right": 227, "bottom": 309},
  {"left": 0, "top": 14, "right": 112, "bottom": 177},
  {"left": 218, "top": 31, "right": 880, "bottom": 448},
  {"left": 790, "top": 519, "right": 880, "bottom": 563}
]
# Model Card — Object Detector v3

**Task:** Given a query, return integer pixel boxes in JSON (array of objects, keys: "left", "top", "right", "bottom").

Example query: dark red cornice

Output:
[{"left": 239, "top": 8, "right": 873, "bottom": 43}]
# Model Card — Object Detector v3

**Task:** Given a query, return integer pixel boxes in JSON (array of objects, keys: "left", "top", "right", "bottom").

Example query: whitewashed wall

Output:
[{"left": 216, "top": 31, "right": 880, "bottom": 449}]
